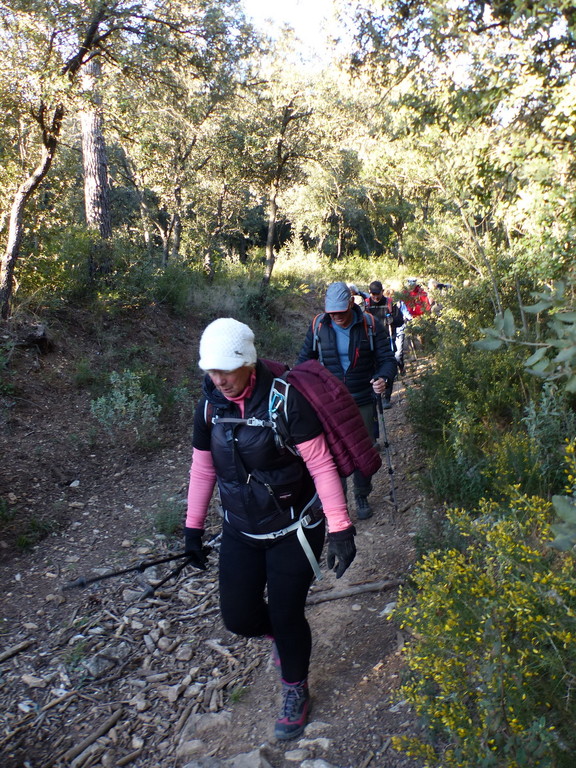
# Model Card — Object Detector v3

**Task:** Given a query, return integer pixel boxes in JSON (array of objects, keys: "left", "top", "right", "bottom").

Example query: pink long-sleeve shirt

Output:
[{"left": 186, "top": 432, "right": 352, "bottom": 534}]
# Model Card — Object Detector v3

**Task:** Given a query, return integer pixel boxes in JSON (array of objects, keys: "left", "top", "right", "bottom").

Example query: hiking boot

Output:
[
  {"left": 275, "top": 679, "right": 310, "bottom": 740},
  {"left": 382, "top": 397, "right": 392, "bottom": 410},
  {"left": 355, "top": 495, "right": 373, "bottom": 520}
]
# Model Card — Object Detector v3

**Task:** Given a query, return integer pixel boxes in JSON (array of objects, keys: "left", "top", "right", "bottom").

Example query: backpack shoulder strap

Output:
[
  {"left": 362, "top": 311, "right": 375, "bottom": 351},
  {"left": 269, "top": 376, "right": 299, "bottom": 456},
  {"left": 311, "top": 313, "right": 326, "bottom": 363}
]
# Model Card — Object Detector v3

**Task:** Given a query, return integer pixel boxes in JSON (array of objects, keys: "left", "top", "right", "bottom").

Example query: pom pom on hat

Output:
[{"left": 199, "top": 318, "right": 257, "bottom": 371}]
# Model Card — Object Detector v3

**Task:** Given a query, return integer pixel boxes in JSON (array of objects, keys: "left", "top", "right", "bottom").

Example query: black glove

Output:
[
  {"left": 326, "top": 526, "right": 356, "bottom": 578},
  {"left": 184, "top": 527, "right": 208, "bottom": 570}
]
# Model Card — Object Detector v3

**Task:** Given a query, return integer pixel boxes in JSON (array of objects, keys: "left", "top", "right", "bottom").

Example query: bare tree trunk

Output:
[
  {"left": 336, "top": 216, "right": 344, "bottom": 259},
  {"left": 262, "top": 186, "right": 278, "bottom": 287},
  {"left": 169, "top": 185, "right": 183, "bottom": 262},
  {"left": 170, "top": 214, "right": 182, "bottom": 262},
  {"left": 0, "top": 105, "right": 64, "bottom": 319},
  {"left": 81, "top": 60, "right": 112, "bottom": 239},
  {"left": 203, "top": 250, "right": 215, "bottom": 280},
  {"left": 80, "top": 58, "right": 112, "bottom": 278}
]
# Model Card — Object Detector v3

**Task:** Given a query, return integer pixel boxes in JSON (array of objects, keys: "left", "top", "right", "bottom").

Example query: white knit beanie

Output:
[{"left": 198, "top": 318, "right": 257, "bottom": 371}]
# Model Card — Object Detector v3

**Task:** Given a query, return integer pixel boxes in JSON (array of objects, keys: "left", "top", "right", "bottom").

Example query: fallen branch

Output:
[
  {"left": 359, "top": 750, "right": 375, "bottom": 768},
  {"left": 307, "top": 578, "right": 404, "bottom": 605},
  {"left": 117, "top": 747, "right": 144, "bottom": 766},
  {"left": 62, "top": 707, "right": 124, "bottom": 763},
  {"left": 0, "top": 638, "right": 35, "bottom": 663},
  {"left": 39, "top": 689, "right": 77, "bottom": 714}
]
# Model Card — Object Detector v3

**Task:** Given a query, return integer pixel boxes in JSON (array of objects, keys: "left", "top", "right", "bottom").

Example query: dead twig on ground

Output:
[
  {"left": 307, "top": 578, "right": 404, "bottom": 604},
  {"left": 61, "top": 707, "right": 124, "bottom": 764},
  {"left": 0, "top": 638, "right": 35, "bottom": 663}
]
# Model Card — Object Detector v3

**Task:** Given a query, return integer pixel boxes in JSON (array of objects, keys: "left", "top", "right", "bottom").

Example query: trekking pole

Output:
[
  {"left": 62, "top": 551, "right": 206, "bottom": 591},
  {"left": 408, "top": 332, "right": 418, "bottom": 361},
  {"left": 138, "top": 533, "right": 221, "bottom": 599},
  {"left": 376, "top": 394, "right": 398, "bottom": 523},
  {"left": 138, "top": 557, "right": 193, "bottom": 599}
]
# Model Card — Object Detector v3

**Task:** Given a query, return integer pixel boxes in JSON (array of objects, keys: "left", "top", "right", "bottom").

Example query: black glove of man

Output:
[
  {"left": 184, "top": 527, "right": 208, "bottom": 570},
  {"left": 326, "top": 526, "right": 356, "bottom": 579}
]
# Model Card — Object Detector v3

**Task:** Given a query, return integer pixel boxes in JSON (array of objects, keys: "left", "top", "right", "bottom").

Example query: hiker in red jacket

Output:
[
  {"left": 297, "top": 282, "right": 397, "bottom": 521},
  {"left": 184, "top": 318, "right": 356, "bottom": 741},
  {"left": 403, "top": 277, "right": 431, "bottom": 317}
]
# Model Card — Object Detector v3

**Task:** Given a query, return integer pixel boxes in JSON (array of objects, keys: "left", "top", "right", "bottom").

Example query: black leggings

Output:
[{"left": 218, "top": 519, "right": 326, "bottom": 683}]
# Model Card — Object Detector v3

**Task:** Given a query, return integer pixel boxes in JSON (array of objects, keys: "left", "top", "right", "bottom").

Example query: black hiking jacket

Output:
[
  {"left": 296, "top": 305, "right": 397, "bottom": 406},
  {"left": 194, "top": 361, "right": 321, "bottom": 535}
]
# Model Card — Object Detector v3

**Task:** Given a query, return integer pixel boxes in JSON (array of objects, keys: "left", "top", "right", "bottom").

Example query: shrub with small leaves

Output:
[
  {"left": 90, "top": 370, "right": 160, "bottom": 443},
  {"left": 392, "top": 471, "right": 576, "bottom": 768}
]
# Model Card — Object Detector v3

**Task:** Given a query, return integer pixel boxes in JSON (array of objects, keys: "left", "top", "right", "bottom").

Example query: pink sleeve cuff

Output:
[
  {"left": 296, "top": 434, "right": 352, "bottom": 533},
  {"left": 186, "top": 448, "right": 217, "bottom": 529}
]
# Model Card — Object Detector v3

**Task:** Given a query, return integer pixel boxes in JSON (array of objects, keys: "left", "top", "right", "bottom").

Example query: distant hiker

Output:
[
  {"left": 296, "top": 282, "right": 397, "bottom": 520},
  {"left": 403, "top": 277, "right": 431, "bottom": 317},
  {"left": 184, "top": 318, "right": 357, "bottom": 741},
  {"left": 347, "top": 282, "right": 368, "bottom": 310},
  {"left": 427, "top": 279, "right": 452, "bottom": 316},
  {"left": 365, "top": 281, "right": 412, "bottom": 383}
]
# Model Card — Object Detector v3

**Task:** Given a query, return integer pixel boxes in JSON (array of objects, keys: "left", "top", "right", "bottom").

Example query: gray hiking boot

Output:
[
  {"left": 275, "top": 679, "right": 310, "bottom": 740},
  {"left": 355, "top": 495, "right": 373, "bottom": 520}
]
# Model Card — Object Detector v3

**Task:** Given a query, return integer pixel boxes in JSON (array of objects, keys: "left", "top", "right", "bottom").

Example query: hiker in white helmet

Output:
[{"left": 184, "top": 317, "right": 356, "bottom": 741}]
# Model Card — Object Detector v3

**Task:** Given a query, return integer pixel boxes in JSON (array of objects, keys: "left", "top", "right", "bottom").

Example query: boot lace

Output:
[{"left": 281, "top": 683, "right": 305, "bottom": 720}]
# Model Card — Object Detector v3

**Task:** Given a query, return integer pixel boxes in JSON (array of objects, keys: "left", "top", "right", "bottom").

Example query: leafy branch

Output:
[{"left": 474, "top": 280, "right": 576, "bottom": 393}]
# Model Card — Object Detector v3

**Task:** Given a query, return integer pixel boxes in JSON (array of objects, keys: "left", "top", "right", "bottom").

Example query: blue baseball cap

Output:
[{"left": 325, "top": 282, "right": 352, "bottom": 312}]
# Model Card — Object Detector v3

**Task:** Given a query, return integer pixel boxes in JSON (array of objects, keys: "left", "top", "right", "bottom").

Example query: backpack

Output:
[
  {"left": 205, "top": 358, "right": 382, "bottom": 479},
  {"left": 311, "top": 312, "right": 375, "bottom": 365}
]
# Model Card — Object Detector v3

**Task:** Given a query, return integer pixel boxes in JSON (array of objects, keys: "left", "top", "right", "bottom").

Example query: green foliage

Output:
[
  {"left": 549, "top": 441, "right": 576, "bottom": 552},
  {"left": 0, "top": 497, "right": 16, "bottom": 524},
  {"left": 16, "top": 516, "right": 60, "bottom": 551},
  {"left": 522, "top": 384, "right": 576, "bottom": 493},
  {"left": 90, "top": 370, "right": 161, "bottom": 444},
  {"left": 152, "top": 496, "right": 184, "bottom": 538},
  {"left": 152, "top": 263, "right": 205, "bottom": 316},
  {"left": 393, "top": 489, "right": 576, "bottom": 768},
  {"left": 408, "top": 341, "right": 529, "bottom": 450},
  {"left": 73, "top": 359, "right": 108, "bottom": 395},
  {"left": 228, "top": 685, "right": 247, "bottom": 703},
  {"left": 0, "top": 339, "right": 16, "bottom": 397},
  {"left": 475, "top": 278, "right": 576, "bottom": 393},
  {"left": 420, "top": 444, "right": 488, "bottom": 509},
  {"left": 62, "top": 638, "right": 89, "bottom": 671},
  {"left": 411, "top": 342, "right": 573, "bottom": 506},
  {"left": 412, "top": 507, "right": 470, "bottom": 559}
]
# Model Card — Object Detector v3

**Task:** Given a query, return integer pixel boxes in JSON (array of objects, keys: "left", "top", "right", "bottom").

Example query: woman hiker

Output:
[{"left": 183, "top": 317, "right": 357, "bottom": 740}]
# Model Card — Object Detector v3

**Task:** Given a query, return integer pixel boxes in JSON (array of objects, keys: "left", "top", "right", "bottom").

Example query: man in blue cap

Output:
[{"left": 297, "top": 282, "right": 397, "bottom": 520}]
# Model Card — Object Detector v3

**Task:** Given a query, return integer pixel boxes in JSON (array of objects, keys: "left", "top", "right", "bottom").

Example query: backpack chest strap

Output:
[{"left": 212, "top": 415, "right": 275, "bottom": 428}]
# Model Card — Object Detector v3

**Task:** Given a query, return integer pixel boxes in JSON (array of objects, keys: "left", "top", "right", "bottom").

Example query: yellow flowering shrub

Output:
[{"left": 393, "top": 476, "right": 576, "bottom": 767}]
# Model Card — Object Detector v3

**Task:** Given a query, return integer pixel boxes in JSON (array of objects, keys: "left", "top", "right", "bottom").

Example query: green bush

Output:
[
  {"left": 406, "top": 337, "right": 556, "bottom": 506},
  {"left": 522, "top": 383, "right": 576, "bottom": 495},
  {"left": 152, "top": 262, "right": 203, "bottom": 316},
  {"left": 421, "top": 444, "right": 488, "bottom": 508},
  {"left": 392, "top": 486, "right": 576, "bottom": 768},
  {"left": 90, "top": 370, "right": 161, "bottom": 443},
  {"left": 152, "top": 496, "right": 184, "bottom": 538}
]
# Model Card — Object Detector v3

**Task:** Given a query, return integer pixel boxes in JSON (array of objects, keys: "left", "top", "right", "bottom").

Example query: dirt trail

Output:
[{"left": 0, "top": 313, "right": 428, "bottom": 768}]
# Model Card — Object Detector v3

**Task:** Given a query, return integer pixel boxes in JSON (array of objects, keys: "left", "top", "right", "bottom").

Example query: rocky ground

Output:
[{"left": 0, "top": 308, "right": 432, "bottom": 768}]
